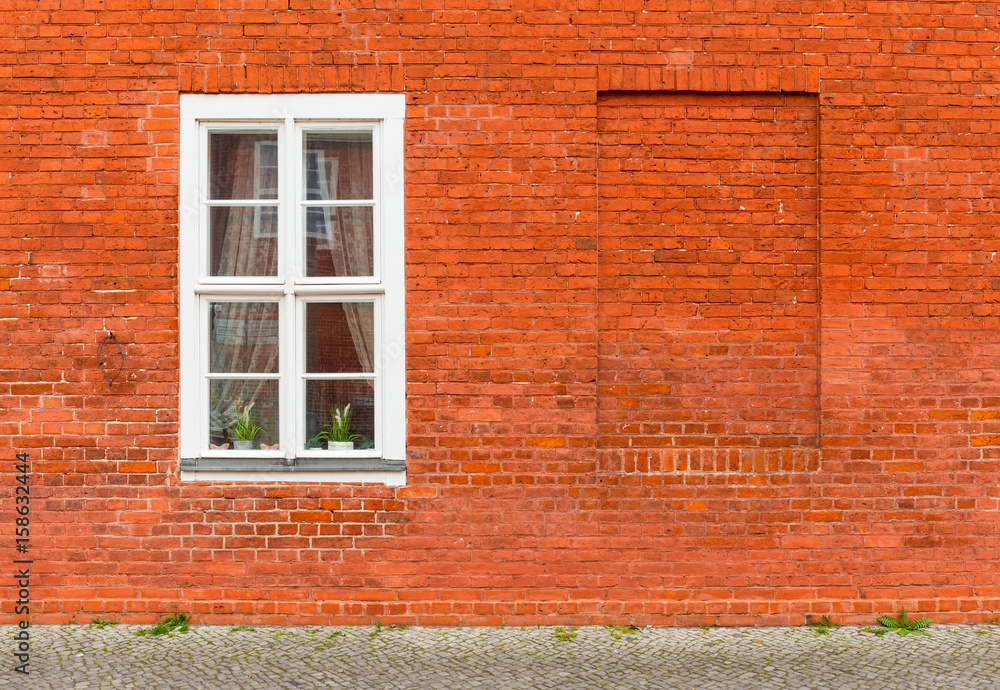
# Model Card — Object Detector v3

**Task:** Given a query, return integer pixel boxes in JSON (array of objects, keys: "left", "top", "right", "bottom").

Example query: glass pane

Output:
[
  {"left": 209, "top": 132, "right": 278, "bottom": 200},
  {"left": 303, "top": 131, "right": 373, "bottom": 201},
  {"left": 304, "top": 206, "right": 374, "bottom": 277},
  {"left": 210, "top": 302, "right": 279, "bottom": 374},
  {"left": 305, "top": 380, "right": 375, "bottom": 451},
  {"left": 209, "top": 379, "right": 279, "bottom": 450},
  {"left": 305, "top": 302, "right": 374, "bottom": 374},
  {"left": 209, "top": 206, "right": 278, "bottom": 276}
]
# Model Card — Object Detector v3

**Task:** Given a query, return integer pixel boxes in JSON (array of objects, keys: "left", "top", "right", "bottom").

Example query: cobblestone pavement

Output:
[{"left": 2, "top": 622, "right": 1000, "bottom": 689}]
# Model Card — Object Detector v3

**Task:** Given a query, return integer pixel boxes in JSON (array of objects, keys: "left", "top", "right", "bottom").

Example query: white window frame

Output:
[{"left": 179, "top": 94, "right": 406, "bottom": 485}]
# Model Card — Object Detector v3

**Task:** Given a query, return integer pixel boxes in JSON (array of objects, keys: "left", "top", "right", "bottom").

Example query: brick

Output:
[{"left": 2, "top": 0, "right": 998, "bottom": 630}]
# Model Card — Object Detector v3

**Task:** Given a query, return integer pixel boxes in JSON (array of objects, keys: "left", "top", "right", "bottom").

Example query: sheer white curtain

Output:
[{"left": 343, "top": 303, "right": 374, "bottom": 373}]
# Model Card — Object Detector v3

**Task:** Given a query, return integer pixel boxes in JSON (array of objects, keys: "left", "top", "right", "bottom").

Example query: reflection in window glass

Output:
[
  {"left": 209, "top": 132, "right": 278, "bottom": 200},
  {"left": 303, "top": 132, "right": 373, "bottom": 201},
  {"left": 305, "top": 206, "right": 373, "bottom": 278}
]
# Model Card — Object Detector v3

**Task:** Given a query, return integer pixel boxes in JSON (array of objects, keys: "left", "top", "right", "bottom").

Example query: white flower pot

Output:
[
  {"left": 233, "top": 440, "right": 254, "bottom": 451},
  {"left": 329, "top": 441, "right": 354, "bottom": 451}
]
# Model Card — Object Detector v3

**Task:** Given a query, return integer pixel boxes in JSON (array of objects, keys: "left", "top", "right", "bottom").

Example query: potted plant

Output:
[
  {"left": 228, "top": 401, "right": 263, "bottom": 451},
  {"left": 308, "top": 403, "right": 361, "bottom": 451}
]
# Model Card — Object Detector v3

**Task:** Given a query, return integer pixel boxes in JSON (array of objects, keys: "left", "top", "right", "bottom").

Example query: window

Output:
[{"left": 179, "top": 94, "right": 406, "bottom": 484}]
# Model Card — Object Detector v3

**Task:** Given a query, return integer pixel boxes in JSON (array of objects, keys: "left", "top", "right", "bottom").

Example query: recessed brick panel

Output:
[{"left": 597, "top": 92, "right": 819, "bottom": 470}]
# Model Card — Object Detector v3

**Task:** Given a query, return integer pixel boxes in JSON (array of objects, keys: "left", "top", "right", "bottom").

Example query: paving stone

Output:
[{"left": 1, "top": 624, "right": 999, "bottom": 689}]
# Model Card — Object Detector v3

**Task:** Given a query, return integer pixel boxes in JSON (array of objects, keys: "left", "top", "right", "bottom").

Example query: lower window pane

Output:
[
  {"left": 305, "top": 380, "right": 375, "bottom": 451},
  {"left": 209, "top": 380, "right": 279, "bottom": 451}
]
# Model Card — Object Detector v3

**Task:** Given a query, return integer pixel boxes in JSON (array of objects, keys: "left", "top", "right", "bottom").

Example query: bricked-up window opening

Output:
[
  {"left": 597, "top": 92, "right": 819, "bottom": 474},
  {"left": 179, "top": 94, "right": 406, "bottom": 481}
]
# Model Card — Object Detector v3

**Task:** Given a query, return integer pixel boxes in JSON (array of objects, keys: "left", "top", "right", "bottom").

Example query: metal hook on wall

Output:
[{"left": 98, "top": 332, "right": 125, "bottom": 390}]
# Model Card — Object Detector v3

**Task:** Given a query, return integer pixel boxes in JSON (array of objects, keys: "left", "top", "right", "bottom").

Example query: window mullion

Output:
[
  {"left": 280, "top": 117, "right": 298, "bottom": 462},
  {"left": 289, "top": 119, "right": 302, "bottom": 283},
  {"left": 280, "top": 290, "right": 295, "bottom": 462}
]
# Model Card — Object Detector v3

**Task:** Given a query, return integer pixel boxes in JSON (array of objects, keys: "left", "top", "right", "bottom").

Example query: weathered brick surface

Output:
[
  {"left": 2, "top": 2, "right": 1000, "bottom": 626},
  {"left": 597, "top": 91, "right": 819, "bottom": 464}
]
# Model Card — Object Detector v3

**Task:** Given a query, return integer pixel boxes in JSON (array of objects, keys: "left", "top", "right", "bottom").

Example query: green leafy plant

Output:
[
  {"left": 606, "top": 624, "right": 640, "bottom": 641},
  {"left": 309, "top": 403, "right": 362, "bottom": 447},
  {"left": 229, "top": 401, "right": 262, "bottom": 442},
  {"left": 554, "top": 627, "right": 577, "bottom": 642},
  {"left": 864, "top": 608, "right": 932, "bottom": 637},
  {"left": 229, "top": 625, "right": 254, "bottom": 633},
  {"left": 137, "top": 611, "right": 190, "bottom": 637},
  {"left": 807, "top": 616, "right": 840, "bottom": 635},
  {"left": 368, "top": 620, "right": 408, "bottom": 640},
  {"left": 89, "top": 617, "right": 117, "bottom": 629}
]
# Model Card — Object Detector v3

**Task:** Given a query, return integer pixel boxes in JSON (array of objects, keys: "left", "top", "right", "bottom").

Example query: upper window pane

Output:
[
  {"left": 303, "top": 132, "right": 373, "bottom": 201},
  {"left": 209, "top": 132, "right": 278, "bottom": 200}
]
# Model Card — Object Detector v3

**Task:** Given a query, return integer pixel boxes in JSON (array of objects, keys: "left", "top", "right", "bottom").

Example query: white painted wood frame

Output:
[{"left": 179, "top": 93, "right": 406, "bottom": 484}]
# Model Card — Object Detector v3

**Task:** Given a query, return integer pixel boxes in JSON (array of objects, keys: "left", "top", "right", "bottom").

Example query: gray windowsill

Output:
[{"left": 180, "top": 457, "right": 405, "bottom": 472}]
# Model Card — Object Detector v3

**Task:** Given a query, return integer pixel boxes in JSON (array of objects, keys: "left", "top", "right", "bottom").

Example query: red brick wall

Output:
[{"left": 2, "top": 2, "right": 1000, "bottom": 626}]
